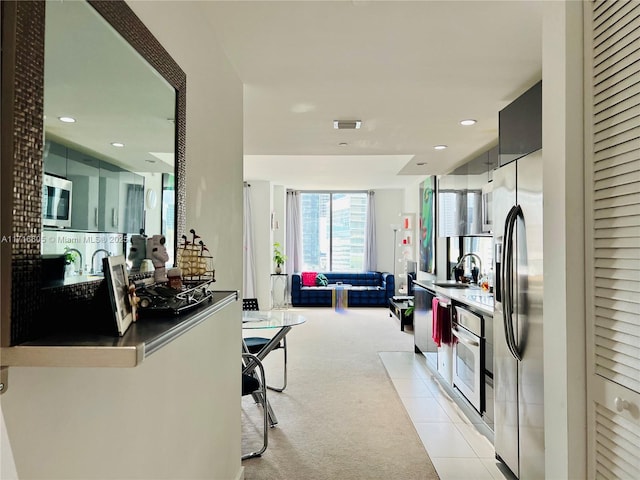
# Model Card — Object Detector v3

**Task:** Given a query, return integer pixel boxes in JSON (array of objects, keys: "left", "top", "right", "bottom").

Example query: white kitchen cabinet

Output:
[
  {"left": 98, "top": 163, "right": 121, "bottom": 232},
  {"left": 44, "top": 140, "right": 145, "bottom": 235},
  {"left": 43, "top": 140, "right": 67, "bottom": 177},
  {"left": 121, "top": 171, "right": 145, "bottom": 234},
  {"left": 67, "top": 149, "right": 100, "bottom": 230}
]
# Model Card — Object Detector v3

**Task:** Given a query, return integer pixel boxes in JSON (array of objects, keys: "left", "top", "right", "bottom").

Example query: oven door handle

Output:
[{"left": 451, "top": 327, "right": 480, "bottom": 347}]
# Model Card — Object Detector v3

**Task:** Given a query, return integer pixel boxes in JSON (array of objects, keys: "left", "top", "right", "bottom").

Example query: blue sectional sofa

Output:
[{"left": 291, "top": 271, "right": 395, "bottom": 307}]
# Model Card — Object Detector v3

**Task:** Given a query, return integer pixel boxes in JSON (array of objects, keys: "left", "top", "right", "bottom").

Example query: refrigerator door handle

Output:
[
  {"left": 500, "top": 207, "right": 514, "bottom": 359},
  {"left": 504, "top": 205, "right": 522, "bottom": 361}
]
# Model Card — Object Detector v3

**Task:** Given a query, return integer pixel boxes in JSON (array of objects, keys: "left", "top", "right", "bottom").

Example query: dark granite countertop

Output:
[{"left": 1, "top": 290, "right": 238, "bottom": 367}]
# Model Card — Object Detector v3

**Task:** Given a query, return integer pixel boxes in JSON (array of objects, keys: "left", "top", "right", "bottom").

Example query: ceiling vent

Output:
[{"left": 333, "top": 120, "right": 362, "bottom": 130}]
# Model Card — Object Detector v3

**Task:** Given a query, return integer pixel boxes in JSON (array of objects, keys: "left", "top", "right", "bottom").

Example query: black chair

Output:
[
  {"left": 242, "top": 353, "right": 268, "bottom": 460},
  {"left": 242, "top": 298, "right": 288, "bottom": 392},
  {"left": 242, "top": 298, "right": 260, "bottom": 311}
]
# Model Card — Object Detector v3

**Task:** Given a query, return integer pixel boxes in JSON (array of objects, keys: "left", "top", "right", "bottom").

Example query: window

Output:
[
  {"left": 447, "top": 236, "right": 493, "bottom": 280},
  {"left": 300, "top": 192, "right": 367, "bottom": 272}
]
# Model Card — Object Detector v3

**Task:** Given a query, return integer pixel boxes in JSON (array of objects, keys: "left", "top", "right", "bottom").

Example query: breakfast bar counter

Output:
[{"left": 0, "top": 290, "right": 238, "bottom": 368}]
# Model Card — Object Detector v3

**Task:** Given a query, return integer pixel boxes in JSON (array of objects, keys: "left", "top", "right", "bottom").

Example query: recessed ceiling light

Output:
[
  {"left": 111, "top": 142, "right": 125, "bottom": 148},
  {"left": 460, "top": 119, "right": 477, "bottom": 126},
  {"left": 333, "top": 120, "right": 362, "bottom": 129},
  {"left": 416, "top": 162, "right": 427, "bottom": 166},
  {"left": 338, "top": 142, "right": 349, "bottom": 147},
  {"left": 58, "top": 116, "right": 76, "bottom": 123},
  {"left": 145, "top": 159, "right": 157, "bottom": 163},
  {"left": 434, "top": 145, "right": 447, "bottom": 150}
]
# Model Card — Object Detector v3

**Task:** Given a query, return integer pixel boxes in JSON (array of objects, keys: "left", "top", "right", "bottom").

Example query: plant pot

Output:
[{"left": 275, "top": 266, "right": 282, "bottom": 274}]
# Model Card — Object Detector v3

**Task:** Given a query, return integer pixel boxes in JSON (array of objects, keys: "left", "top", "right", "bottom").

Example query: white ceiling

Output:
[{"left": 203, "top": 0, "right": 543, "bottom": 190}]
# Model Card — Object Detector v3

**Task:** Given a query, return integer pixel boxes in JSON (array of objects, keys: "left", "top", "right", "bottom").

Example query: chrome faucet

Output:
[
  {"left": 454, "top": 253, "right": 482, "bottom": 282},
  {"left": 91, "top": 249, "right": 111, "bottom": 274},
  {"left": 65, "top": 248, "right": 83, "bottom": 275}
]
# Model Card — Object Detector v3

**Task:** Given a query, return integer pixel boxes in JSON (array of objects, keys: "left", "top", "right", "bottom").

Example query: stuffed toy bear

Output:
[{"left": 147, "top": 234, "right": 170, "bottom": 283}]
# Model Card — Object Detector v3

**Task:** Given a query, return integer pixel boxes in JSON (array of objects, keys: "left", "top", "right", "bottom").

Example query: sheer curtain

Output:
[
  {"left": 363, "top": 190, "right": 377, "bottom": 271},
  {"left": 243, "top": 182, "right": 256, "bottom": 298},
  {"left": 285, "top": 190, "right": 302, "bottom": 304},
  {"left": 124, "top": 184, "right": 144, "bottom": 234}
]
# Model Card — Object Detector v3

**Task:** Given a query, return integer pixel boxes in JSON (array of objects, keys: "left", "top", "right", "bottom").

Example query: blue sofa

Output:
[{"left": 291, "top": 271, "right": 395, "bottom": 307}]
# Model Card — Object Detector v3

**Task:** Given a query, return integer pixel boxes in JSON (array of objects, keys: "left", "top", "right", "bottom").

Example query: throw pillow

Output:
[
  {"left": 301, "top": 271, "right": 318, "bottom": 287},
  {"left": 315, "top": 273, "right": 328, "bottom": 286}
]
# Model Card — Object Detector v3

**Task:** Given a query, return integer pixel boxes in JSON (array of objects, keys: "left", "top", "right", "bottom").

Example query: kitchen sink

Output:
[{"left": 433, "top": 281, "right": 471, "bottom": 289}]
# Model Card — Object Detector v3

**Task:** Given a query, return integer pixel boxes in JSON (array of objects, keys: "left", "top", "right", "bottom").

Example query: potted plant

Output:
[
  {"left": 273, "top": 242, "right": 287, "bottom": 274},
  {"left": 64, "top": 247, "right": 79, "bottom": 277}
]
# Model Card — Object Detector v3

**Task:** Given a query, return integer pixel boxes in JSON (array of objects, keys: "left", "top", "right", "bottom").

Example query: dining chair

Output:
[
  {"left": 242, "top": 298, "right": 288, "bottom": 392},
  {"left": 242, "top": 353, "right": 268, "bottom": 460}
]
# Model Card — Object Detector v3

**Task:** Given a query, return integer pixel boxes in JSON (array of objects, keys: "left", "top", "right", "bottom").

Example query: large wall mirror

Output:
[{"left": 1, "top": 0, "right": 186, "bottom": 345}]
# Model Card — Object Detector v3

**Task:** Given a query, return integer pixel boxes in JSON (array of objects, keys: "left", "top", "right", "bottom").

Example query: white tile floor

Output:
[{"left": 379, "top": 351, "right": 517, "bottom": 480}]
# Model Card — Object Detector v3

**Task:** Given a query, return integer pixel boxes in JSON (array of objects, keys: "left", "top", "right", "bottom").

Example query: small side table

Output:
[
  {"left": 389, "top": 298, "right": 414, "bottom": 331},
  {"left": 330, "top": 283, "right": 352, "bottom": 311},
  {"left": 270, "top": 273, "right": 288, "bottom": 309}
]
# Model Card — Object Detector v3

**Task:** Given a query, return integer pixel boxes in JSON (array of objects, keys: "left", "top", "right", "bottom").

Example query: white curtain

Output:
[
  {"left": 285, "top": 190, "right": 302, "bottom": 304},
  {"left": 363, "top": 190, "right": 377, "bottom": 271},
  {"left": 243, "top": 182, "right": 256, "bottom": 298}
]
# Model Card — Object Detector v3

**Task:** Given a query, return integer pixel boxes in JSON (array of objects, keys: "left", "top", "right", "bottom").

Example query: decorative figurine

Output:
[
  {"left": 147, "top": 234, "right": 170, "bottom": 283},
  {"left": 128, "top": 230, "right": 147, "bottom": 272},
  {"left": 128, "top": 283, "right": 141, "bottom": 321},
  {"left": 177, "top": 228, "right": 215, "bottom": 284}
]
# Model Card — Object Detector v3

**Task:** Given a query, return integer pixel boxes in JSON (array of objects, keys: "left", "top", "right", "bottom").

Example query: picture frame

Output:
[
  {"left": 419, "top": 176, "right": 436, "bottom": 274},
  {"left": 104, "top": 255, "right": 134, "bottom": 336}
]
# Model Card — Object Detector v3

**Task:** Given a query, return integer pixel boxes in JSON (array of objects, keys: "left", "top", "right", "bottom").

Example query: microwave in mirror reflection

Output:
[{"left": 42, "top": 173, "right": 72, "bottom": 228}]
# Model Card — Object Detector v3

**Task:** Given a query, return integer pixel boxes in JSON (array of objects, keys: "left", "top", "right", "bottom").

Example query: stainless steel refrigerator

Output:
[{"left": 493, "top": 149, "right": 545, "bottom": 479}]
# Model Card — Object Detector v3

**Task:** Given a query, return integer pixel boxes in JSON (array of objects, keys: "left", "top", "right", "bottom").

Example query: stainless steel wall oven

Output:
[{"left": 452, "top": 305, "right": 484, "bottom": 414}]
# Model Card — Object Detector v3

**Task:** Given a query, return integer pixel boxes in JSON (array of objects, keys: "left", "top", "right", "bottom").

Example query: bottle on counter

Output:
[
  {"left": 480, "top": 272, "right": 490, "bottom": 291},
  {"left": 488, "top": 267, "right": 494, "bottom": 293}
]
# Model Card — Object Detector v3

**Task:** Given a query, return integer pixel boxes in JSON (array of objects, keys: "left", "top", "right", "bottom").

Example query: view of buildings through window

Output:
[{"left": 300, "top": 192, "right": 367, "bottom": 272}]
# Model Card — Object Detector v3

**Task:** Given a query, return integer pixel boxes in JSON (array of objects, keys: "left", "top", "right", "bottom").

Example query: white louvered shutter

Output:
[{"left": 586, "top": 1, "right": 640, "bottom": 478}]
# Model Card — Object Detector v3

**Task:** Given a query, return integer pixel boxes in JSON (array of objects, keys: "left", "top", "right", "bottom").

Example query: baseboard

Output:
[{"left": 234, "top": 466, "right": 244, "bottom": 480}]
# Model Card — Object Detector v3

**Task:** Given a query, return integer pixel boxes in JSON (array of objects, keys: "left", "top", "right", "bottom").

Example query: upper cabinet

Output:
[
  {"left": 66, "top": 148, "right": 100, "bottom": 231},
  {"left": 44, "top": 140, "right": 145, "bottom": 234},
  {"left": 98, "top": 162, "right": 122, "bottom": 232},
  {"left": 498, "top": 80, "right": 542, "bottom": 166},
  {"left": 487, "top": 145, "right": 499, "bottom": 182}
]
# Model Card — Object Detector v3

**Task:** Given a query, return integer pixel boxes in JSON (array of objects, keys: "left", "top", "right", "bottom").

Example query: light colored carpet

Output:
[{"left": 242, "top": 307, "right": 440, "bottom": 480}]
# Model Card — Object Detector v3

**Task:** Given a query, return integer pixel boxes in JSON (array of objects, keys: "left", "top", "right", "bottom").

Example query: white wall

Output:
[
  {"left": 248, "top": 180, "right": 273, "bottom": 308},
  {"left": 272, "top": 185, "right": 286, "bottom": 251},
  {"left": 541, "top": 2, "right": 586, "bottom": 478},
  {"left": 140, "top": 172, "right": 162, "bottom": 238},
  {"left": 374, "top": 189, "right": 404, "bottom": 275},
  {"left": 1, "top": 2, "right": 245, "bottom": 479}
]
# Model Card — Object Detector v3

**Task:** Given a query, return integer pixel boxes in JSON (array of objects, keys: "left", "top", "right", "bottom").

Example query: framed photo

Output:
[
  {"left": 419, "top": 176, "right": 436, "bottom": 274},
  {"left": 104, "top": 255, "right": 134, "bottom": 336}
]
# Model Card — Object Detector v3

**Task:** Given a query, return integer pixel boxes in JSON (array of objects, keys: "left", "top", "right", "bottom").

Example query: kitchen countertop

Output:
[{"left": 414, "top": 280, "right": 494, "bottom": 316}]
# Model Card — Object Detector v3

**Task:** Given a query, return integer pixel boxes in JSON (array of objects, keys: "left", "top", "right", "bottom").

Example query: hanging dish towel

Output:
[
  {"left": 432, "top": 297, "right": 453, "bottom": 347},
  {"left": 432, "top": 297, "right": 442, "bottom": 347}
]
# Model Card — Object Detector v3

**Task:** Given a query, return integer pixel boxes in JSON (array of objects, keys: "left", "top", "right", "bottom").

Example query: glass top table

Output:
[
  {"left": 242, "top": 310, "right": 306, "bottom": 329},
  {"left": 241, "top": 309, "right": 306, "bottom": 427}
]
